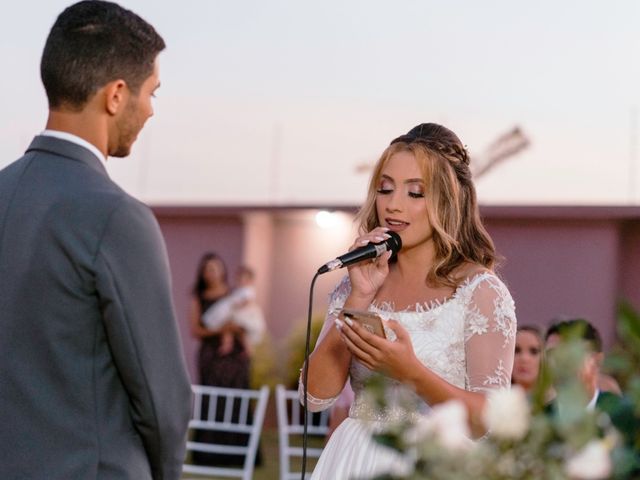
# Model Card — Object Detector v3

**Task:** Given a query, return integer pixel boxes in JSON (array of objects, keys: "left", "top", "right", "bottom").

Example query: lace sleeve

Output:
[
  {"left": 463, "top": 274, "right": 517, "bottom": 394},
  {"left": 298, "top": 276, "right": 351, "bottom": 411}
]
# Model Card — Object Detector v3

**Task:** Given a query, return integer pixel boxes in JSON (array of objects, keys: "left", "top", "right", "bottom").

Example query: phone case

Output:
[{"left": 341, "top": 308, "right": 386, "bottom": 338}]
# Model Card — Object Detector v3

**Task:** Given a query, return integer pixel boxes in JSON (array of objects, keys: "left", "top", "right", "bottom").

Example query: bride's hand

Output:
[
  {"left": 336, "top": 317, "right": 419, "bottom": 382},
  {"left": 346, "top": 227, "right": 393, "bottom": 300}
]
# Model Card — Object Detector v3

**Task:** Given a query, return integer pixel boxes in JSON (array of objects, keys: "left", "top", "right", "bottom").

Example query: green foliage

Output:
[
  {"left": 249, "top": 333, "right": 278, "bottom": 390},
  {"left": 602, "top": 302, "right": 640, "bottom": 477},
  {"left": 282, "top": 314, "right": 326, "bottom": 389},
  {"left": 248, "top": 313, "right": 326, "bottom": 389},
  {"left": 606, "top": 303, "right": 640, "bottom": 407},
  {"left": 360, "top": 301, "right": 640, "bottom": 480}
]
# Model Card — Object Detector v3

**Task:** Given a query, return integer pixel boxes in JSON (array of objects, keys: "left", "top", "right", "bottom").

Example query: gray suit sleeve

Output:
[{"left": 94, "top": 198, "right": 192, "bottom": 480}]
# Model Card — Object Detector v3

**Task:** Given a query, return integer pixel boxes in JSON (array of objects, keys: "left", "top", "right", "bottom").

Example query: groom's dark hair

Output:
[{"left": 41, "top": 0, "right": 165, "bottom": 110}]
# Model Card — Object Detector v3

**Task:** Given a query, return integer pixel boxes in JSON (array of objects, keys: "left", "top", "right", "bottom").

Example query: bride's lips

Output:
[{"left": 384, "top": 217, "right": 409, "bottom": 232}]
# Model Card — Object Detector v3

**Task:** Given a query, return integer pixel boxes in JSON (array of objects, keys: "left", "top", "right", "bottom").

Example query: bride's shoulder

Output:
[
  {"left": 454, "top": 263, "right": 507, "bottom": 293},
  {"left": 454, "top": 263, "right": 493, "bottom": 283}
]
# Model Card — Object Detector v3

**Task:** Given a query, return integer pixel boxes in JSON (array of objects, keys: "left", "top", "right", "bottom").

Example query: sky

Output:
[{"left": 1, "top": 1, "right": 639, "bottom": 206}]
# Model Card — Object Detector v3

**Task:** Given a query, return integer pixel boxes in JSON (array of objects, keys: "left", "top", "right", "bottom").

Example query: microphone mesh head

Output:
[{"left": 386, "top": 231, "right": 402, "bottom": 259}]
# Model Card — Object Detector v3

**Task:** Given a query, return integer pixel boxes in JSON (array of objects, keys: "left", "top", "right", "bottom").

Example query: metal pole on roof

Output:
[
  {"left": 630, "top": 106, "right": 638, "bottom": 205},
  {"left": 269, "top": 122, "right": 282, "bottom": 205}
]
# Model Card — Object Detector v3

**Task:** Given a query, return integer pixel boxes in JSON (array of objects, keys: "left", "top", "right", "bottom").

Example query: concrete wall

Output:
[
  {"left": 266, "top": 210, "right": 358, "bottom": 340},
  {"left": 156, "top": 210, "right": 244, "bottom": 382},
  {"left": 620, "top": 221, "right": 640, "bottom": 310},
  {"left": 485, "top": 210, "right": 625, "bottom": 347},
  {"left": 153, "top": 205, "right": 640, "bottom": 381}
]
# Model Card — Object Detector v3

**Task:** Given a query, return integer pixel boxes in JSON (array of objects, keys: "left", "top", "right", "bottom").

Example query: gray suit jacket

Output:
[{"left": 0, "top": 136, "right": 192, "bottom": 480}]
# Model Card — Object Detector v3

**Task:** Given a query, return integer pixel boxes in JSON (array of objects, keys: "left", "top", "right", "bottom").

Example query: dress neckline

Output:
[{"left": 370, "top": 270, "right": 494, "bottom": 314}]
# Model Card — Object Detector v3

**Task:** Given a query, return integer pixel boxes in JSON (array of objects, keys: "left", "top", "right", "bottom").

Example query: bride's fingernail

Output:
[
  {"left": 344, "top": 317, "right": 353, "bottom": 327},
  {"left": 334, "top": 319, "right": 343, "bottom": 330}
]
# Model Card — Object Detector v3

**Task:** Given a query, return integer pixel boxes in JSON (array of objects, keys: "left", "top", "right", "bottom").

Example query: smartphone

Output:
[{"left": 341, "top": 308, "right": 386, "bottom": 339}]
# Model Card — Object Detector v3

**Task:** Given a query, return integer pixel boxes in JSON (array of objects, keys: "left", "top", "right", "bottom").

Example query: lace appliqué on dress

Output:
[
  {"left": 327, "top": 275, "right": 352, "bottom": 317},
  {"left": 491, "top": 283, "right": 518, "bottom": 347},
  {"left": 301, "top": 272, "right": 517, "bottom": 418},
  {"left": 463, "top": 273, "right": 517, "bottom": 393},
  {"left": 298, "top": 380, "right": 338, "bottom": 410},
  {"left": 466, "top": 309, "right": 489, "bottom": 336},
  {"left": 467, "top": 359, "right": 512, "bottom": 393},
  {"left": 462, "top": 273, "right": 517, "bottom": 346}
]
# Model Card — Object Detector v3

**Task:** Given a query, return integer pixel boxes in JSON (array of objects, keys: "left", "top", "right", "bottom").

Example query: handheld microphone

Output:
[{"left": 317, "top": 231, "right": 402, "bottom": 274}]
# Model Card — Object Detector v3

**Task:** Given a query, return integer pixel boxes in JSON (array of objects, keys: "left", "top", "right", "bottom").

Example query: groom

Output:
[{"left": 0, "top": 2, "right": 191, "bottom": 479}]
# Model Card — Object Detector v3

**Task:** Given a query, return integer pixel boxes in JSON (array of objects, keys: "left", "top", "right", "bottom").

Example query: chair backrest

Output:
[
  {"left": 183, "top": 384, "right": 269, "bottom": 480},
  {"left": 276, "top": 384, "right": 331, "bottom": 480}
]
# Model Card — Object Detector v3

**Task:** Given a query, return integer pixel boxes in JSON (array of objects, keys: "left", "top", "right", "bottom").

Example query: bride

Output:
[{"left": 301, "top": 123, "right": 517, "bottom": 478}]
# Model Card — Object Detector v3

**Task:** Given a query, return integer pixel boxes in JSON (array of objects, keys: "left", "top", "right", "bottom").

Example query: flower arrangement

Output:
[{"left": 365, "top": 304, "right": 640, "bottom": 480}]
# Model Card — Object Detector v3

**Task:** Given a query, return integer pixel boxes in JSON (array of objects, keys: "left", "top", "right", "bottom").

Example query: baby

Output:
[{"left": 202, "top": 266, "right": 266, "bottom": 355}]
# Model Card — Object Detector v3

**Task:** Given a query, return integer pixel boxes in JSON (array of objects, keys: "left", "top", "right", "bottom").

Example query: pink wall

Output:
[
  {"left": 153, "top": 205, "right": 640, "bottom": 380},
  {"left": 486, "top": 218, "right": 619, "bottom": 346},
  {"left": 267, "top": 210, "right": 357, "bottom": 341},
  {"left": 620, "top": 222, "right": 640, "bottom": 310},
  {"left": 482, "top": 206, "right": 640, "bottom": 347},
  {"left": 156, "top": 211, "right": 244, "bottom": 382}
]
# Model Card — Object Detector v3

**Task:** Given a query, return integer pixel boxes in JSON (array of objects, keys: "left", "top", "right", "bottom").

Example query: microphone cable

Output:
[{"left": 301, "top": 271, "right": 320, "bottom": 480}]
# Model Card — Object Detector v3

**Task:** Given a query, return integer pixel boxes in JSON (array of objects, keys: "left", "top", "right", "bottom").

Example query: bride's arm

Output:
[
  {"left": 411, "top": 276, "right": 516, "bottom": 436},
  {"left": 339, "top": 275, "right": 516, "bottom": 437},
  {"left": 339, "top": 317, "right": 489, "bottom": 436},
  {"left": 301, "top": 227, "right": 393, "bottom": 411},
  {"left": 301, "top": 274, "right": 375, "bottom": 410}
]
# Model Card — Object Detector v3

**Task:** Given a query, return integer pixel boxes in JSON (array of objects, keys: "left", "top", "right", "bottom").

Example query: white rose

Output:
[
  {"left": 483, "top": 386, "right": 530, "bottom": 440},
  {"left": 565, "top": 440, "right": 612, "bottom": 480},
  {"left": 404, "top": 399, "right": 472, "bottom": 450}
]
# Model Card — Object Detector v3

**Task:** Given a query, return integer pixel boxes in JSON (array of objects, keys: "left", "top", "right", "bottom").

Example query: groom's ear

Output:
[{"left": 103, "top": 79, "right": 129, "bottom": 116}]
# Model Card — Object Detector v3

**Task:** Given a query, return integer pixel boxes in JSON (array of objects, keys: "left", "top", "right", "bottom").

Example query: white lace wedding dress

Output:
[{"left": 300, "top": 271, "right": 517, "bottom": 480}]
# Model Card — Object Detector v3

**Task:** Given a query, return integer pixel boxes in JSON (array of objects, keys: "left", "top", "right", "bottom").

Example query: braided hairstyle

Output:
[{"left": 355, "top": 123, "right": 496, "bottom": 288}]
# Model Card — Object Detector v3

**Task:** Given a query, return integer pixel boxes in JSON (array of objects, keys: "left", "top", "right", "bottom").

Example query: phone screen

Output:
[{"left": 341, "top": 308, "right": 386, "bottom": 338}]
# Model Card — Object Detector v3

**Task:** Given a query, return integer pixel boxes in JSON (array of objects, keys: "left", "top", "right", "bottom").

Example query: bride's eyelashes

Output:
[{"left": 375, "top": 187, "right": 425, "bottom": 199}]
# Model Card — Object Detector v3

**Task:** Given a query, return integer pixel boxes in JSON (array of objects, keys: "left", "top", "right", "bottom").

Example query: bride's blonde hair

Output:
[{"left": 355, "top": 123, "right": 496, "bottom": 288}]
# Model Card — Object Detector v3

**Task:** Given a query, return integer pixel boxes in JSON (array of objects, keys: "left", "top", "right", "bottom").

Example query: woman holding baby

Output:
[{"left": 188, "top": 252, "right": 256, "bottom": 467}]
